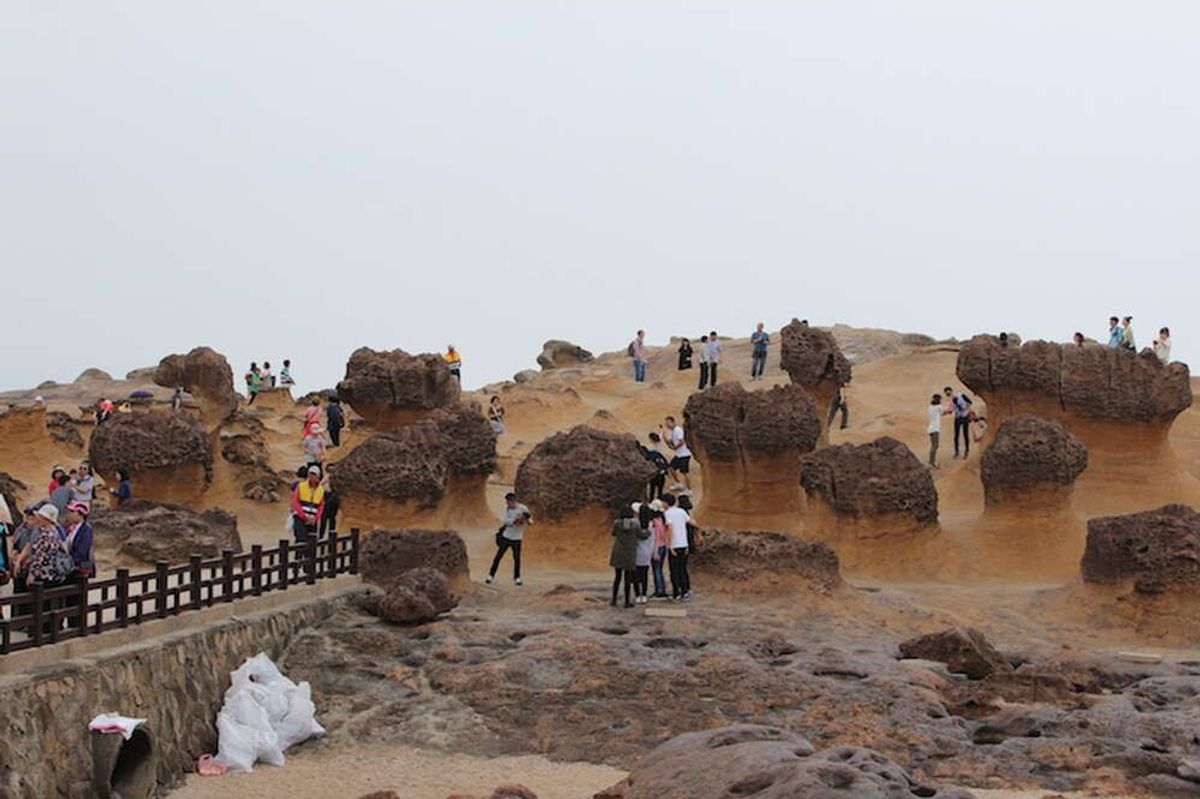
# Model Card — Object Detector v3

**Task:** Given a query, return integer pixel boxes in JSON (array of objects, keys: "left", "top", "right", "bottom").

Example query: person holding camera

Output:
[{"left": 487, "top": 493, "right": 532, "bottom": 586}]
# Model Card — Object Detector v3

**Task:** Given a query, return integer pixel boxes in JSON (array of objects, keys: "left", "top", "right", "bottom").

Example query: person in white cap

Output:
[
  {"left": 303, "top": 424, "right": 327, "bottom": 466},
  {"left": 290, "top": 466, "right": 326, "bottom": 543},
  {"left": 15, "top": 504, "right": 73, "bottom": 587}
]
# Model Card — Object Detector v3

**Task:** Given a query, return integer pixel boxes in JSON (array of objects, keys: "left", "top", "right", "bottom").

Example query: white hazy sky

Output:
[{"left": 3, "top": 2, "right": 1197, "bottom": 396}]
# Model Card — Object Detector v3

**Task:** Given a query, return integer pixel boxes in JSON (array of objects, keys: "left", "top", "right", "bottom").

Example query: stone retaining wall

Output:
[{"left": 0, "top": 584, "right": 370, "bottom": 799}]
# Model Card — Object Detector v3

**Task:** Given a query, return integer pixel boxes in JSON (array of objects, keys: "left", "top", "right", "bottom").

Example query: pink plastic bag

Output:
[{"left": 197, "top": 754, "right": 227, "bottom": 777}]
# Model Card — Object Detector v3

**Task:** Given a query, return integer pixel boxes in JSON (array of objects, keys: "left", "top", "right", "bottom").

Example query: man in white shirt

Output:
[
  {"left": 662, "top": 493, "right": 693, "bottom": 601},
  {"left": 927, "top": 393, "right": 950, "bottom": 468},
  {"left": 661, "top": 416, "right": 692, "bottom": 493},
  {"left": 487, "top": 493, "right": 533, "bottom": 585},
  {"left": 705, "top": 331, "right": 722, "bottom": 386}
]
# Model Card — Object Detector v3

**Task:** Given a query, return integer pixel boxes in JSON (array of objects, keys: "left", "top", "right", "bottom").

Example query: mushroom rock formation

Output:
[
  {"left": 336, "top": 347, "right": 460, "bottom": 429},
  {"left": 688, "top": 530, "right": 842, "bottom": 594},
  {"left": 981, "top": 416, "right": 1088, "bottom": 508},
  {"left": 595, "top": 725, "right": 977, "bottom": 799},
  {"left": 683, "top": 382, "right": 821, "bottom": 528},
  {"left": 360, "top": 529, "right": 470, "bottom": 591},
  {"left": 512, "top": 426, "right": 657, "bottom": 566},
  {"left": 88, "top": 412, "right": 214, "bottom": 505},
  {"left": 153, "top": 346, "right": 237, "bottom": 431},
  {"left": 333, "top": 404, "right": 496, "bottom": 530},
  {"left": 779, "top": 318, "right": 853, "bottom": 416},
  {"left": 799, "top": 437, "right": 939, "bottom": 548},
  {"left": 1082, "top": 505, "right": 1200, "bottom": 595},
  {"left": 957, "top": 335, "right": 1195, "bottom": 514},
  {"left": 537, "top": 340, "right": 594, "bottom": 370},
  {"left": 90, "top": 499, "right": 242, "bottom": 568}
]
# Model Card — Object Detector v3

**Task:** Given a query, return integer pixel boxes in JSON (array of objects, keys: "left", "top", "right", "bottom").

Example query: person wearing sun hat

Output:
[{"left": 15, "top": 504, "right": 74, "bottom": 587}]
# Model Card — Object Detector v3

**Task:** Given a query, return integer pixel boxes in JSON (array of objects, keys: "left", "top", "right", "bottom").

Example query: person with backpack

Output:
[
  {"left": 628, "top": 330, "right": 647, "bottom": 383},
  {"left": 750, "top": 323, "right": 769, "bottom": 380},
  {"left": 610, "top": 505, "right": 649, "bottom": 608},
  {"left": 641, "top": 432, "right": 670, "bottom": 500},
  {"left": 944, "top": 387, "right": 974, "bottom": 459}
]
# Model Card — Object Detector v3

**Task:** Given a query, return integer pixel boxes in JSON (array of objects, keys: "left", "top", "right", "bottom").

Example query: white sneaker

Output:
[
  {"left": 485, "top": 575, "right": 494, "bottom": 584},
  {"left": 514, "top": 577, "right": 523, "bottom": 586}
]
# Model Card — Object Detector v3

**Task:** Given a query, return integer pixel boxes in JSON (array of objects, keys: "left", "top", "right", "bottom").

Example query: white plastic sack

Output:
[{"left": 213, "top": 652, "right": 324, "bottom": 772}]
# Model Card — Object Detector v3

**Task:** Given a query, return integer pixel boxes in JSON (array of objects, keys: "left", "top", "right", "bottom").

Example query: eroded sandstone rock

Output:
[
  {"left": 898, "top": 628, "right": 1009, "bottom": 680},
  {"left": 153, "top": 346, "right": 237, "bottom": 429},
  {"left": 337, "top": 347, "right": 461, "bottom": 429},
  {"left": 88, "top": 412, "right": 213, "bottom": 504},
  {"left": 537, "top": 340, "right": 594, "bottom": 370},
  {"left": 91, "top": 499, "right": 242, "bottom": 566},
  {"left": 689, "top": 530, "right": 842, "bottom": 592},
  {"left": 981, "top": 416, "right": 1087, "bottom": 507},
  {"left": 780, "top": 319, "right": 853, "bottom": 410},
  {"left": 374, "top": 567, "right": 459, "bottom": 625},
  {"left": 1082, "top": 505, "right": 1200, "bottom": 594},
  {"left": 360, "top": 529, "right": 470, "bottom": 590}
]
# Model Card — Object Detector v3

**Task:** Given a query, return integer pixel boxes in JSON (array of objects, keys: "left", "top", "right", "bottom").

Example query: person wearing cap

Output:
[
  {"left": 444, "top": 345, "right": 462, "bottom": 381},
  {"left": 14, "top": 504, "right": 73, "bottom": 587},
  {"left": 290, "top": 467, "right": 326, "bottom": 543},
  {"left": 303, "top": 424, "right": 327, "bottom": 466}
]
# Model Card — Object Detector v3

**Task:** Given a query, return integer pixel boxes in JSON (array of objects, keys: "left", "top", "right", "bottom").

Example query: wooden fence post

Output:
[
  {"left": 325, "top": 529, "right": 338, "bottom": 578},
  {"left": 305, "top": 538, "right": 317, "bottom": 585},
  {"left": 31, "top": 584, "right": 43, "bottom": 646},
  {"left": 279, "top": 539, "right": 290, "bottom": 590},
  {"left": 1, "top": 619, "right": 9, "bottom": 654},
  {"left": 190, "top": 556, "right": 203, "bottom": 609},
  {"left": 350, "top": 528, "right": 361, "bottom": 575},
  {"left": 222, "top": 550, "right": 235, "bottom": 602},
  {"left": 251, "top": 545, "right": 263, "bottom": 596},
  {"left": 155, "top": 562, "right": 169, "bottom": 618},
  {"left": 116, "top": 568, "right": 129, "bottom": 628},
  {"left": 76, "top": 575, "right": 90, "bottom": 635}
]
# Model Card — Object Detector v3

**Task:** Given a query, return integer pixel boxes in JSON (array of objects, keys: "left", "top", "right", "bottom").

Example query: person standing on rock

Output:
[
  {"left": 629, "top": 330, "right": 647, "bottom": 383},
  {"left": 49, "top": 473, "right": 73, "bottom": 517},
  {"left": 325, "top": 397, "right": 345, "bottom": 448},
  {"left": 697, "top": 335, "right": 712, "bottom": 389},
  {"left": 661, "top": 416, "right": 692, "bottom": 494},
  {"left": 111, "top": 469, "right": 132, "bottom": 508},
  {"left": 610, "top": 505, "right": 649, "bottom": 608},
  {"left": 1106, "top": 317, "right": 1123, "bottom": 349},
  {"left": 677, "top": 338, "right": 693, "bottom": 371},
  {"left": 245, "top": 363, "right": 262, "bottom": 405},
  {"left": 279, "top": 359, "right": 295, "bottom": 387},
  {"left": 647, "top": 499, "right": 669, "bottom": 599},
  {"left": 827, "top": 383, "right": 850, "bottom": 430},
  {"left": 1154, "top": 327, "right": 1172, "bottom": 362},
  {"left": 290, "top": 466, "right": 326, "bottom": 544},
  {"left": 262, "top": 362, "right": 276, "bottom": 388},
  {"left": 635, "top": 502, "right": 656, "bottom": 604},
  {"left": 641, "top": 432, "right": 670, "bottom": 501},
  {"left": 1121, "top": 316, "right": 1136, "bottom": 351},
  {"left": 944, "top": 387, "right": 974, "bottom": 459},
  {"left": 303, "top": 397, "right": 321, "bottom": 438},
  {"left": 750, "top": 323, "right": 769, "bottom": 381},
  {"left": 927, "top": 393, "right": 950, "bottom": 468},
  {"left": 70, "top": 463, "right": 96, "bottom": 510},
  {"left": 488, "top": 395, "right": 506, "bottom": 436},
  {"left": 705, "top": 332, "right": 722, "bottom": 386},
  {"left": 444, "top": 345, "right": 462, "bottom": 381},
  {"left": 487, "top": 493, "right": 532, "bottom": 586},
  {"left": 303, "top": 424, "right": 327, "bottom": 467},
  {"left": 662, "top": 493, "right": 693, "bottom": 601}
]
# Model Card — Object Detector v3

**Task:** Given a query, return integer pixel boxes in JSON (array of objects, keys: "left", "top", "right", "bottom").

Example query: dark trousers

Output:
[
  {"left": 668, "top": 548, "right": 690, "bottom": 597},
  {"left": 328, "top": 424, "right": 342, "bottom": 447},
  {"left": 954, "top": 417, "right": 970, "bottom": 456},
  {"left": 489, "top": 537, "right": 522, "bottom": 580},
  {"left": 751, "top": 351, "right": 767, "bottom": 377},
  {"left": 648, "top": 473, "right": 665, "bottom": 501},
  {"left": 635, "top": 565, "right": 649, "bottom": 597},
  {"left": 698, "top": 363, "right": 710, "bottom": 389},
  {"left": 293, "top": 515, "right": 317, "bottom": 544},
  {"left": 827, "top": 398, "right": 849, "bottom": 429},
  {"left": 611, "top": 569, "right": 634, "bottom": 606},
  {"left": 709, "top": 363, "right": 719, "bottom": 386}
]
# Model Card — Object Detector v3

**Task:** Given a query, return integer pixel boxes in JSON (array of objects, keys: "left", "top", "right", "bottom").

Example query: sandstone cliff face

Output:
[
  {"left": 337, "top": 347, "right": 461, "bottom": 429},
  {"left": 689, "top": 530, "right": 842, "bottom": 592},
  {"left": 0, "top": 470, "right": 27, "bottom": 523},
  {"left": 800, "top": 436, "right": 938, "bottom": 531},
  {"left": 779, "top": 319, "right": 852, "bottom": 411},
  {"left": 981, "top": 416, "right": 1088, "bottom": 507},
  {"left": 1082, "top": 504, "right": 1200, "bottom": 594},
  {"left": 88, "top": 412, "right": 213, "bottom": 504},
  {"left": 957, "top": 336, "right": 1192, "bottom": 425},
  {"left": 153, "top": 347, "right": 237, "bottom": 429},
  {"left": 333, "top": 404, "right": 496, "bottom": 529}
]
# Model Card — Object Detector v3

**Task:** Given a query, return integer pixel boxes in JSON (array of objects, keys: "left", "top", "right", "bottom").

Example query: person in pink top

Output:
[
  {"left": 646, "top": 499, "right": 670, "bottom": 599},
  {"left": 302, "top": 397, "right": 321, "bottom": 438},
  {"left": 629, "top": 330, "right": 647, "bottom": 383}
]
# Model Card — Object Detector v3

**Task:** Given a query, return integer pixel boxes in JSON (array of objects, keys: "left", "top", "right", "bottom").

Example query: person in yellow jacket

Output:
[
  {"left": 444, "top": 345, "right": 462, "bottom": 381},
  {"left": 290, "top": 466, "right": 325, "bottom": 543}
]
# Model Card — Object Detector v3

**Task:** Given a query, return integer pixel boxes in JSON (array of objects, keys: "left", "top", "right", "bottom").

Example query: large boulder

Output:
[
  {"left": 333, "top": 404, "right": 496, "bottom": 530},
  {"left": 513, "top": 426, "right": 657, "bottom": 565},
  {"left": 957, "top": 336, "right": 1192, "bottom": 426},
  {"left": 90, "top": 499, "right": 242, "bottom": 567},
  {"left": 689, "top": 530, "right": 842, "bottom": 593},
  {"left": 360, "top": 529, "right": 470, "bottom": 590},
  {"left": 898, "top": 627, "right": 1009, "bottom": 681},
  {"left": 371, "top": 567, "right": 459, "bottom": 625},
  {"left": 800, "top": 436, "right": 938, "bottom": 538},
  {"left": 88, "top": 412, "right": 213, "bottom": 504},
  {"left": 779, "top": 319, "right": 853, "bottom": 412},
  {"left": 537, "top": 340, "right": 594, "bottom": 370},
  {"left": 153, "top": 347, "right": 237, "bottom": 430},
  {"left": 1082, "top": 505, "right": 1200, "bottom": 594},
  {"left": 980, "top": 416, "right": 1088, "bottom": 507},
  {"left": 336, "top": 347, "right": 460, "bottom": 429},
  {"left": 595, "top": 725, "right": 975, "bottom": 799},
  {"left": 683, "top": 383, "right": 821, "bottom": 525}
]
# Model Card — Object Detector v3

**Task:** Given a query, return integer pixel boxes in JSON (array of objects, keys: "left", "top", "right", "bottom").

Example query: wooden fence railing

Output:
[{"left": 0, "top": 528, "right": 361, "bottom": 655}]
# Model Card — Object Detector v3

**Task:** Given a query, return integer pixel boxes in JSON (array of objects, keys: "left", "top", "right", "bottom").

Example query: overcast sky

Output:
[{"left": 3, "top": 2, "right": 1196, "bottom": 396}]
